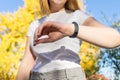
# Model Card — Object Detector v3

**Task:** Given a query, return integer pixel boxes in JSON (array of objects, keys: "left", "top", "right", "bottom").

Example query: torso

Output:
[{"left": 28, "top": 9, "right": 89, "bottom": 73}]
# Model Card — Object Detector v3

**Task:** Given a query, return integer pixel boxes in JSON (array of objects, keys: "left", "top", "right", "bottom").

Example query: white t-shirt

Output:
[{"left": 27, "top": 9, "right": 90, "bottom": 73}]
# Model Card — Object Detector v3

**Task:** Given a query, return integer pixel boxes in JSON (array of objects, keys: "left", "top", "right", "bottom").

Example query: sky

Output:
[
  {"left": 86, "top": 0, "right": 120, "bottom": 25},
  {"left": 0, "top": 0, "right": 24, "bottom": 12},
  {"left": 0, "top": 0, "right": 120, "bottom": 25}
]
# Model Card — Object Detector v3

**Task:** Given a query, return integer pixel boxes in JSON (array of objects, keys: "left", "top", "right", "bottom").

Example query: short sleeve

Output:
[
  {"left": 27, "top": 22, "right": 34, "bottom": 36},
  {"left": 27, "top": 17, "right": 47, "bottom": 37},
  {"left": 74, "top": 10, "right": 91, "bottom": 25},
  {"left": 27, "top": 20, "right": 39, "bottom": 37}
]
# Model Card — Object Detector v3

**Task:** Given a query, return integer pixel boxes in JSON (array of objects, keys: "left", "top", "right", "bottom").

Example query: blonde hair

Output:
[{"left": 39, "top": 0, "right": 83, "bottom": 16}]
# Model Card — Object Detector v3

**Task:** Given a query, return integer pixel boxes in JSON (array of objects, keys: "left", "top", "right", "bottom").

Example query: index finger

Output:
[
  {"left": 34, "top": 27, "right": 39, "bottom": 42},
  {"left": 34, "top": 22, "right": 46, "bottom": 42}
]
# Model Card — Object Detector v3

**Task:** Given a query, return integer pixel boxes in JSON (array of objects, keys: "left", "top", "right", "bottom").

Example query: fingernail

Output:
[
  {"left": 33, "top": 42, "right": 35, "bottom": 46},
  {"left": 33, "top": 43, "right": 36, "bottom": 46},
  {"left": 33, "top": 42, "right": 36, "bottom": 46}
]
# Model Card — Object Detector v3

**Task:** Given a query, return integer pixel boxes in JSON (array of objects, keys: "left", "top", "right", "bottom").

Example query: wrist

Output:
[{"left": 64, "top": 24, "right": 74, "bottom": 36}]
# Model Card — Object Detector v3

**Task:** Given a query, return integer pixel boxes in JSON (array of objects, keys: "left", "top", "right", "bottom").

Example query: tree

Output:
[
  {"left": 80, "top": 42, "right": 100, "bottom": 76},
  {"left": 98, "top": 20, "right": 120, "bottom": 80},
  {"left": 0, "top": 0, "right": 40, "bottom": 79}
]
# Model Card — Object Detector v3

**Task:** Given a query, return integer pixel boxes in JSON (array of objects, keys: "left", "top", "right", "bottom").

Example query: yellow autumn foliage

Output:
[
  {"left": 79, "top": 42, "right": 100, "bottom": 76},
  {"left": 0, "top": 0, "right": 99, "bottom": 79},
  {"left": 0, "top": 0, "right": 40, "bottom": 79}
]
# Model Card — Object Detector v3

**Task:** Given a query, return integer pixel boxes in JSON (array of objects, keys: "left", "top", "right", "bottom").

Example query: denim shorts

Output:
[{"left": 30, "top": 67, "right": 86, "bottom": 80}]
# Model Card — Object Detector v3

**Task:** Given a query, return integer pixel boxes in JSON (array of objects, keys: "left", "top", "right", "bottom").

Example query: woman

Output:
[{"left": 17, "top": 0, "right": 120, "bottom": 80}]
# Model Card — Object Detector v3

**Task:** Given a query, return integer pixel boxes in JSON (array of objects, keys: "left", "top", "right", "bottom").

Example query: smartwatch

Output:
[{"left": 69, "top": 22, "right": 79, "bottom": 38}]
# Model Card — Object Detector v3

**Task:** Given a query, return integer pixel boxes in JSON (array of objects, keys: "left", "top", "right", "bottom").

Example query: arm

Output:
[
  {"left": 34, "top": 21, "right": 120, "bottom": 48},
  {"left": 78, "top": 17, "right": 120, "bottom": 48},
  {"left": 16, "top": 37, "right": 36, "bottom": 80}
]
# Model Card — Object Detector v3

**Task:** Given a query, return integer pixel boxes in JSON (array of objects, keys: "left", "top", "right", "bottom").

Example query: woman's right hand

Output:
[{"left": 33, "top": 21, "right": 74, "bottom": 45}]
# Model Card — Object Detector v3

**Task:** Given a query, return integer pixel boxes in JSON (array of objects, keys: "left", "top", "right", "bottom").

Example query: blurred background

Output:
[{"left": 0, "top": 0, "right": 120, "bottom": 80}]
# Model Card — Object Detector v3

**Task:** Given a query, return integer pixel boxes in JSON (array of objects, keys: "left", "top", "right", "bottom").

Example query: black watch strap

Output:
[{"left": 69, "top": 22, "right": 79, "bottom": 38}]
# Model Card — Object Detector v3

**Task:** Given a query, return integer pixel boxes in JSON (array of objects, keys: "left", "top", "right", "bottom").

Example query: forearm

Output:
[
  {"left": 78, "top": 26, "right": 120, "bottom": 48},
  {"left": 66, "top": 24, "right": 120, "bottom": 48},
  {"left": 16, "top": 55, "right": 35, "bottom": 80}
]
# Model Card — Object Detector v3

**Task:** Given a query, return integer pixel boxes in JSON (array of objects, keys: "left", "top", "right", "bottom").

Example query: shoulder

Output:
[
  {"left": 72, "top": 10, "right": 92, "bottom": 25},
  {"left": 29, "top": 16, "right": 47, "bottom": 31},
  {"left": 27, "top": 16, "right": 47, "bottom": 36},
  {"left": 73, "top": 10, "right": 89, "bottom": 16},
  {"left": 30, "top": 16, "right": 47, "bottom": 28}
]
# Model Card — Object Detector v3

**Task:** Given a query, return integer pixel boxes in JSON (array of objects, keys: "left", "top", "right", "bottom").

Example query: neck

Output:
[{"left": 50, "top": 6, "right": 65, "bottom": 13}]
